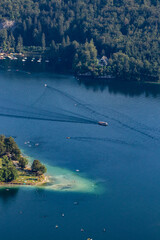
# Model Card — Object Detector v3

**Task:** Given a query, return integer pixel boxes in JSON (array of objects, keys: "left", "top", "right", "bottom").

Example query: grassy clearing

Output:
[{"left": 11, "top": 170, "right": 44, "bottom": 185}]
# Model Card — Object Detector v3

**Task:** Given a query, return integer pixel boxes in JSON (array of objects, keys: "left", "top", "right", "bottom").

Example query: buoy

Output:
[
  {"left": 44, "top": 84, "right": 47, "bottom": 87},
  {"left": 81, "top": 228, "right": 84, "bottom": 232},
  {"left": 62, "top": 213, "right": 64, "bottom": 217},
  {"left": 55, "top": 225, "right": 59, "bottom": 228}
]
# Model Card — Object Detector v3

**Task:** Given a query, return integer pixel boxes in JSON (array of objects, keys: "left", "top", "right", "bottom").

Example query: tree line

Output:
[
  {"left": 0, "top": 0, "right": 160, "bottom": 81},
  {"left": 0, "top": 135, "right": 46, "bottom": 182}
]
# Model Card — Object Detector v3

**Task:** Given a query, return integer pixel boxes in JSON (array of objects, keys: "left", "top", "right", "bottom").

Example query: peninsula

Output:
[
  {"left": 0, "top": 135, "right": 48, "bottom": 186},
  {"left": 0, "top": 135, "right": 98, "bottom": 193}
]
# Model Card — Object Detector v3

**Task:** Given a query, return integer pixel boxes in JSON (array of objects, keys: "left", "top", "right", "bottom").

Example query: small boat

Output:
[
  {"left": 66, "top": 137, "right": 70, "bottom": 139},
  {"left": 98, "top": 121, "right": 108, "bottom": 126}
]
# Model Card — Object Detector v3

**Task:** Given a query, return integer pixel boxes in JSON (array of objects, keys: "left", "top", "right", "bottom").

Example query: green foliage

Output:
[
  {"left": 4, "top": 136, "right": 21, "bottom": 160},
  {"left": 31, "top": 160, "right": 47, "bottom": 176},
  {"left": 2, "top": 166, "right": 18, "bottom": 182},
  {"left": 16, "top": 35, "right": 23, "bottom": 53},
  {"left": 1, "top": 156, "right": 18, "bottom": 182},
  {"left": 0, "top": 169, "right": 4, "bottom": 182},
  {"left": 0, "top": 135, "right": 47, "bottom": 183},
  {"left": 0, "top": 141, "right": 6, "bottom": 156},
  {"left": 0, "top": 135, "right": 21, "bottom": 159},
  {"left": 0, "top": 135, "right": 20, "bottom": 182},
  {"left": 42, "top": 33, "right": 46, "bottom": 51},
  {"left": 0, "top": 0, "right": 160, "bottom": 80},
  {"left": 2, "top": 155, "right": 12, "bottom": 167},
  {"left": 73, "top": 40, "right": 98, "bottom": 75},
  {"left": 18, "top": 157, "right": 28, "bottom": 169}
]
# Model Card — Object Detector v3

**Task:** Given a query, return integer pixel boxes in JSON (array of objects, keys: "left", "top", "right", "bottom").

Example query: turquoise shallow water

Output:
[
  {"left": 0, "top": 68, "right": 160, "bottom": 240},
  {"left": 19, "top": 149, "right": 100, "bottom": 194}
]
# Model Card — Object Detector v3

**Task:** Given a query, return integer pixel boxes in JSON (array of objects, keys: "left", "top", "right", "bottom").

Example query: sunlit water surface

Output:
[{"left": 0, "top": 69, "right": 160, "bottom": 240}]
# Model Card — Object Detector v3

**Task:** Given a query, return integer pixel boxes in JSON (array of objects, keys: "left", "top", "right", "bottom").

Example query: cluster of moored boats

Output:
[
  {"left": 22, "top": 57, "right": 50, "bottom": 63},
  {"left": 0, "top": 52, "right": 19, "bottom": 60},
  {"left": 0, "top": 52, "right": 50, "bottom": 63}
]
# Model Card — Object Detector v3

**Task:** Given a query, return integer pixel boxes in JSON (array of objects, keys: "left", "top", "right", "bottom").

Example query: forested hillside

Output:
[{"left": 0, "top": 0, "right": 160, "bottom": 81}]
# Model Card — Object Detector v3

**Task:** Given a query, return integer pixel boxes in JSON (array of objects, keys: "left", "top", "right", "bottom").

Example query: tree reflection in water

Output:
[{"left": 0, "top": 188, "right": 19, "bottom": 203}]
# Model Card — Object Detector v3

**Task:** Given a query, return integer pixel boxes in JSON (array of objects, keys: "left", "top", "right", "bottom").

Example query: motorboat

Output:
[{"left": 98, "top": 121, "right": 108, "bottom": 126}]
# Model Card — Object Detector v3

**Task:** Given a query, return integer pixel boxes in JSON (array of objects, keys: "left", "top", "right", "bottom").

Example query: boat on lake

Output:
[{"left": 98, "top": 121, "right": 108, "bottom": 126}]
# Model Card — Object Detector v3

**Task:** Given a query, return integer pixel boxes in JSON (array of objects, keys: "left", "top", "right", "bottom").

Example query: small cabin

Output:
[{"left": 98, "top": 56, "right": 108, "bottom": 66}]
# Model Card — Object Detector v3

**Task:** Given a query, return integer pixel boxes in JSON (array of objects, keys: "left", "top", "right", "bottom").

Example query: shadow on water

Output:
[
  {"left": 45, "top": 84, "right": 160, "bottom": 141},
  {"left": 0, "top": 188, "right": 19, "bottom": 203},
  {"left": 68, "top": 136, "right": 138, "bottom": 146},
  {"left": 1, "top": 59, "right": 160, "bottom": 97},
  {"left": 78, "top": 78, "right": 160, "bottom": 97}
]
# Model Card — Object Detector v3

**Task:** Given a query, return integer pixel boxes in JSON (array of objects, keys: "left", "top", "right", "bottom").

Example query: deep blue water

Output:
[{"left": 0, "top": 69, "right": 160, "bottom": 240}]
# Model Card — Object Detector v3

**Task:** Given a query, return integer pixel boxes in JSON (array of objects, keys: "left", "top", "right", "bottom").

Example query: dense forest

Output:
[
  {"left": 0, "top": 135, "right": 46, "bottom": 182},
  {"left": 0, "top": 0, "right": 160, "bottom": 81}
]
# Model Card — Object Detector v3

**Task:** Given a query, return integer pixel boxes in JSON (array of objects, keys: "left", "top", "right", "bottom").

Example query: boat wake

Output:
[
  {"left": 0, "top": 103, "right": 97, "bottom": 125},
  {"left": 66, "top": 136, "right": 138, "bottom": 146},
  {"left": 45, "top": 85, "right": 160, "bottom": 141}
]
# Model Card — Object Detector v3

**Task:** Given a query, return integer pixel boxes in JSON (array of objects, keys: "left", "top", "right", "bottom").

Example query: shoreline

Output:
[
  {"left": 76, "top": 75, "right": 160, "bottom": 85},
  {"left": 0, "top": 55, "right": 159, "bottom": 85},
  {"left": 0, "top": 175, "right": 49, "bottom": 187},
  {"left": 0, "top": 149, "right": 100, "bottom": 194}
]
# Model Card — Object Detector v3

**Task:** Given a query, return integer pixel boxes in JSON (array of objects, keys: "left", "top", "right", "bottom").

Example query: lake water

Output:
[{"left": 0, "top": 68, "right": 160, "bottom": 240}]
